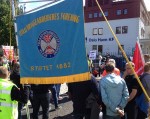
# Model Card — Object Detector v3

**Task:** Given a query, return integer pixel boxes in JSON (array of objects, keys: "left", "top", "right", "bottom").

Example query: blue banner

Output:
[{"left": 16, "top": 0, "right": 90, "bottom": 84}]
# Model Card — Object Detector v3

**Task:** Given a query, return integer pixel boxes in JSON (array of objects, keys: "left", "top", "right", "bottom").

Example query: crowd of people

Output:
[
  {"left": 0, "top": 54, "right": 150, "bottom": 119},
  {"left": 0, "top": 55, "right": 62, "bottom": 119},
  {"left": 76, "top": 55, "right": 150, "bottom": 119}
]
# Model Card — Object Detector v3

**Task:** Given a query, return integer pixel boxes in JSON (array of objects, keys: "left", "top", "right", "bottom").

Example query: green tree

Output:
[{"left": 0, "top": 0, "right": 17, "bottom": 48}]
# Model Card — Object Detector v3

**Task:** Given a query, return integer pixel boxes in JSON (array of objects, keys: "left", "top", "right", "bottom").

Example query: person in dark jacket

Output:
[
  {"left": 136, "top": 62, "right": 150, "bottom": 119},
  {"left": 10, "top": 62, "right": 25, "bottom": 119},
  {"left": 68, "top": 76, "right": 102, "bottom": 119},
  {"left": 123, "top": 62, "right": 139, "bottom": 119},
  {"left": 31, "top": 84, "right": 51, "bottom": 119},
  {"left": 0, "top": 66, "right": 30, "bottom": 119}
]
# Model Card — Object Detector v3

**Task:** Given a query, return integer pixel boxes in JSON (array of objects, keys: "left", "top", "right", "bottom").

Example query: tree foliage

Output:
[{"left": 0, "top": 0, "right": 17, "bottom": 48}]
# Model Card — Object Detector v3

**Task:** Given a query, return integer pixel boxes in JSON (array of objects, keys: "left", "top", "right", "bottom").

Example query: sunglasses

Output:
[{"left": 126, "top": 67, "right": 131, "bottom": 69}]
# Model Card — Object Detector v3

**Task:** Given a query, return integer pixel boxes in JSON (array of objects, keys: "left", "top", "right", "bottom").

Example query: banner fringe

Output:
[{"left": 21, "top": 72, "right": 91, "bottom": 84}]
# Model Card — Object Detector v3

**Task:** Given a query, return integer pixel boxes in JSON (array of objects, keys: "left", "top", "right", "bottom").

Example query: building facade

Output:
[{"left": 84, "top": 0, "right": 150, "bottom": 56}]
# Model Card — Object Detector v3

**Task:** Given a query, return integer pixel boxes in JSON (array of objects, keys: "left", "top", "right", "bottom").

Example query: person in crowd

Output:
[
  {"left": 92, "top": 69, "right": 99, "bottom": 77},
  {"left": 0, "top": 57, "right": 3, "bottom": 66},
  {"left": 123, "top": 62, "right": 139, "bottom": 119},
  {"left": 2, "top": 55, "right": 9, "bottom": 70},
  {"left": 68, "top": 76, "right": 102, "bottom": 119},
  {"left": 55, "top": 84, "right": 63, "bottom": 100},
  {"left": 31, "top": 84, "right": 51, "bottom": 119},
  {"left": 10, "top": 62, "right": 24, "bottom": 119},
  {"left": 49, "top": 84, "right": 62, "bottom": 110},
  {"left": 87, "top": 58, "right": 93, "bottom": 73},
  {"left": 100, "top": 63, "right": 129, "bottom": 119},
  {"left": 0, "top": 66, "right": 30, "bottom": 119},
  {"left": 0, "top": 56, "right": 9, "bottom": 70},
  {"left": 98, "top": 55, "right": 103, "bottom": 77},
  {"left": 136, "top": 62, "right": 150, "bottom": 119},
  {"left": 102, "top": 59, "right": 120, "bottom": 77},
  {"left": 100, "top": 57, "right": 107, "bottom": 74},
  {"left": 11, "top": 59, "right": 17, "bottom": 70}
]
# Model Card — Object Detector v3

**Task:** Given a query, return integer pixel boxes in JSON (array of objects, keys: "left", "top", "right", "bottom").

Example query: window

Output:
[
  {"left": 122, "top": 26, "right": 128, "bottom": 34},
  {"left": 98, "top": 28, "right": 103, "bottom": 35},
  {"left": 99, "top": 12, "right": 102, "bottom": 17},
  {"left": 92, "top": 45, "right": 97, "bottom": 50},
  {"left": 88, "top": 0, "right": 92, "bottom": 7},
  {"left": 93, "top": 1, "right": 97, "bottom": 6},
  {"left": 141, "top": 28, "right": 145, "bottom": 37},
  {"left": 117, "top": 10, "right": 121, "bottom": 15},
  {"left": 147, "top": 47, "right": 149, "bottom": 54},
  {"left": 88, "top": 13, "right": 93, "bottom": 18},
  {"left": 94, "top": 13, "right": 98, "bottom": 18},
  {"left": 118, "top": 45, "right": 124, "bottom": 55},
  {"left": 123, "top": 9, "right": 128, "bottom": 14},
  {"left": 98, "top": 45, "right": 103, "bottom": 54},
  {"left": 143, "top": 29, "right": 145, "bottom": 37},
  {"left": 104, "top": 11, "right": 108, "bottom": 16},
  {"left": 116, "top": 27, "right": 121, "bottom": 34},
  {"left": 93, "top": 28, "right": 98, "bottom": 35}
]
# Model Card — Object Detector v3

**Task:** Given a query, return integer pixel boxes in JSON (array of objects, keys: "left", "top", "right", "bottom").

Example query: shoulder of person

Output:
[{"left": 141, "top": 73, "right": 150, "bottom": 80}]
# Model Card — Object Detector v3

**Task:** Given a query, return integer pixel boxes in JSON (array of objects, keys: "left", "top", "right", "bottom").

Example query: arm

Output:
[
  {"left": 11, "top": 85, "right": 30, "bottom": 103},
  {"left": 128, "top": 77, "right": 138, "bottom": 102},
  {"left": 128, "top": 89, "right": 137, "bottom": 102}
]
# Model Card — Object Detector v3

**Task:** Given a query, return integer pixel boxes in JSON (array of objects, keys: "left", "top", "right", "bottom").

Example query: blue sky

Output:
[
  {"left": 19, "top": 0, "right": 150, "bottom": 12},
  {"left": 19, "top": 0, "right": 85, "bottom": 12}
]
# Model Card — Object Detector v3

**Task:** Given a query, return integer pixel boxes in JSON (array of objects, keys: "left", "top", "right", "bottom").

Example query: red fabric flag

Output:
[{"left": 133, "top": 40, "right": 145, "bottom": 75}]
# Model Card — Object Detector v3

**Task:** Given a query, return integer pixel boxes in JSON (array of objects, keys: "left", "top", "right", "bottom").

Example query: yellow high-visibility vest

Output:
[{"left": 0, "top": 78, "right": 18, "bottom": 119}]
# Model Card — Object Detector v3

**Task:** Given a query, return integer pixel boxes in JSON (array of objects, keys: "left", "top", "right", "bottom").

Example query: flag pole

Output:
[
  {"left": 95, "top": 0, "right": 150, "bottom": 113},
  {"left": 9, "top": 0, "right": 12, "bottom": 61},
  {"left": 12, "top": 1, "right": 31, "bottom": 119},
  {"left": 16, "top": 0, "right": 61, "bottom": 17}
]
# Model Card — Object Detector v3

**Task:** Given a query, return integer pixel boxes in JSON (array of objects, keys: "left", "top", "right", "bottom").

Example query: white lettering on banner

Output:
[{"left": 88, "top": 37, "right": 114, "bottom": 42}]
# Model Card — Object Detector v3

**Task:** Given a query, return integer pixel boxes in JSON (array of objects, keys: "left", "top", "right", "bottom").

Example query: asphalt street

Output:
[{"left": 21, "top": 84, "right": 74, "bottom": 119}]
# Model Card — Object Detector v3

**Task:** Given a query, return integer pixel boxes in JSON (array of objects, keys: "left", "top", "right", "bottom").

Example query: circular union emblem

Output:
[{"left": 37, "top": 30, "right": 60, "bottom": 58}]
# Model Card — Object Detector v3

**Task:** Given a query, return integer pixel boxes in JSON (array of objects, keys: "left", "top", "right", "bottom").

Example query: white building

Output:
[{"left": 84, "top": 0, "right": 150, "bottom": 57}]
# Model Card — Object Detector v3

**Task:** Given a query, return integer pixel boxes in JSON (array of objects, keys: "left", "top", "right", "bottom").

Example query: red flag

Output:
[{"left": 133, "top": 40, "right": 145, "bottom": 75}]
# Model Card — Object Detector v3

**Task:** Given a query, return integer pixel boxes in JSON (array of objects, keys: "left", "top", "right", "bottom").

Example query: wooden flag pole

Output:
[{"left": 95, "top": 0, "right": 150, "bottom": 117}]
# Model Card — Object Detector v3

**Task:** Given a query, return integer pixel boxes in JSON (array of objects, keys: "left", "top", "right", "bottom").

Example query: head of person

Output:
[
  {"left": 144, "top": 62, "right": 150, "bottom": 73},
  {"left": 108, "top": 59, "right": 116, "bottom": 67},
  {"left": 125, "top": 62, "right": 135, "bottom": 75},
  {"left": 105, "top": 63, "right": 115, "bottom": 74},
  {"left": 0, "top": 66, "right": 9, "bottom": 79},
  {"left": 12, "top": 62, "right": 20, "bottom": 73}
]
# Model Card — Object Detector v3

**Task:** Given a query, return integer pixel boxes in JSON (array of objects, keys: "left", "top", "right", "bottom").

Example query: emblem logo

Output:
[{"left": 37, "top": 30, "right": 60, "bottom": 58}]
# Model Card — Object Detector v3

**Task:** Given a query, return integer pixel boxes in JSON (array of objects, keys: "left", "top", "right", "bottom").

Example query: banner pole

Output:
[
  {"left": 95, "top": 0, "right": 150, "bottom": 111},
  {"left": 16, "top": 0, "right": 61, "bottom": 17},
  {"left": 11, "top": 2, "right": 30, "bottom": 118}
]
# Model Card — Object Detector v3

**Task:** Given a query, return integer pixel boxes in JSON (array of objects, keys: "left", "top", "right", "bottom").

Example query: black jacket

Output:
[
  {"left": 11, "top": 85, "right": 30, "bottom": 104},
  {"left": 10, "top": 71, "right": 30, "bottom": 103},
  {"left": 68, "top": 76, "right": 102, "bottom": 114},
  {"left": 31, "top": 84, "right": 51, "bottom": 94}
]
